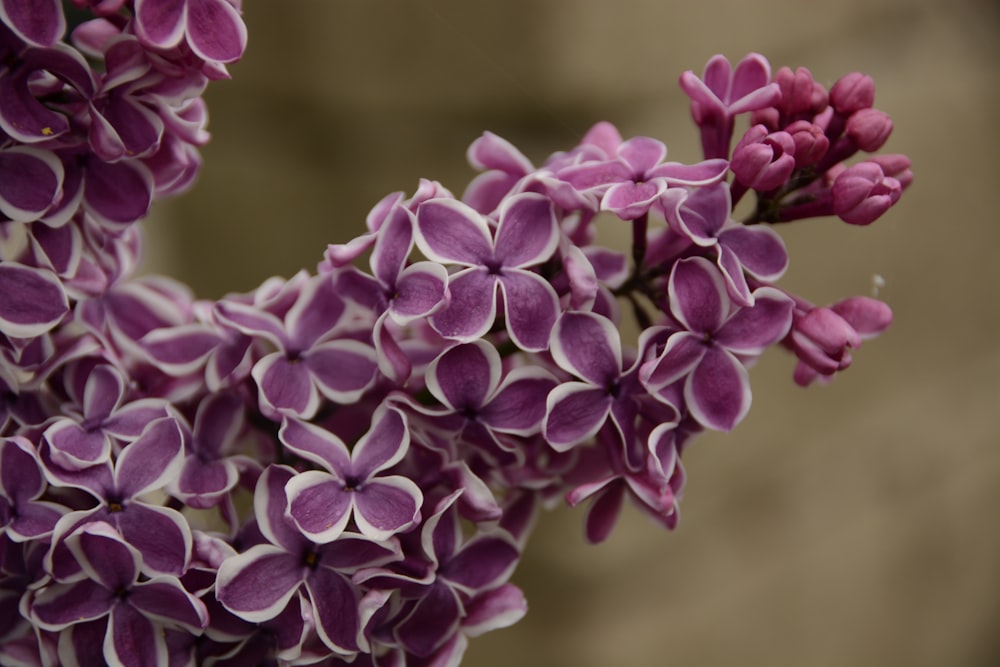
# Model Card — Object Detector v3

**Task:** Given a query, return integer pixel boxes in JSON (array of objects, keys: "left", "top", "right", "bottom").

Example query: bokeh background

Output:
[{"left": 144, "top": 1, "right": 1000, "bottom": 664}]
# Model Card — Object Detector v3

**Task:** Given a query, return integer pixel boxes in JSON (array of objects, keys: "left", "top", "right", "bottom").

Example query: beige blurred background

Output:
[{"left": 145, "top": 0, "right": 1000, "bottom": 664}]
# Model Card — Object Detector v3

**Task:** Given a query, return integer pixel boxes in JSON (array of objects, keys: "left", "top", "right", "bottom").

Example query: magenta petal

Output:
[
  {"left": 492, "top": 193, "right": 559, "bottom": 268},
  {"left": 715, "top": 288, "right": 794, "bottom": 353},
  {"left": 719, "top": 224, "right": 788, "bottom": 279},
  {"left": 467, "top": 131, "right": 532, "bottom": 174},
  {"left": 601, "top": 180, "right": 664, "bottom": 220},
  {"left": 640, "top": 331, "right": 707, "bottom": 392},
  {"left": 278, "top": 417, "right": 351, "bottom": 473},
  {"left": 441, "top": 535, "right": 519, "bottom": 592},
  {"left": 129, "top": 578, "right": 207, "bottom": 632},
  {"left": 550, "top": 311, "right": 622, "bottom": 385},
  {"left": 427, "top": 341, "right": 499, "bottom": 412},
  {"left": 369, "top": 204, "right": 414, "bottom": 287},
  {"left": 305, "top": 567, "right": 361, "bottom": 654},
  {"left": 648, "top": 158, "right": 730, "bottom": 186},
  {"left": 30, "top": 579, "right": 112, "bottom": 630},
  {"left": 305, "top": 340, "right": 378, "bottom": 405},
  {"left": 391, "top": 261, "right": 449, "bottom": 322},
  {"left": 216, "top": 545, "right": 305, "bottom": 622},
  {"left": 0, "top": 263, "right": 67, "bottom": 338},
  {"left": 0, "top": 0, "right": 65, "bottom": 46},
  {"left": 82, "top": 365, "right": 124, "bottom": 421},
  {"left": 185, "top": 0, "right": 248, "bottom": 63},
  {"left": 543, "top": 383, "right": 611, "bottom": 450},
  {"left": 70, "top": 522, "right": 140, "bottom": 591},
  {"left": 584, "top": 481, "right": 625, "bottom": 544},
  {"left": 285, "top": 276, "right": 345, "bottom": 350},
  {"left": 115, "top": 503, "right": 191, "bottom": 576},
  {"left": 83, "top": 159, "right": 153, "bottom": 226},
  {"left": 430, "top": 268, "right": 497, "bottom": 342},
  {"left": 352, "top": 406, "right": 408, "bottom": 476},
  {"left": 1, "top": 437, "right": 43, "bottom": 500},
  {"left": 716, "top": 243, "right": 753, "bottom": 307},
  {"left": 107, "top": 602, "right": 164, "bottom": 667},
  {"left": 415, "top": 198, "right": 493, "bottom": 265},
  {"left": 353, "top": 477, "right": 422, "bottom": 540},
  {"left": 175, "top": 458, "right": 236, "bottom": 507},
  {"left": 668, "top": 256, "right": 728, "bottom": 333},
  {"left": 134, "top": 0, "right": 186, "bottom": 49},
  {"left": 253, "top": 353, "right": 320, "bottom": 418},
  {"left": 498, "top": 269, "right": 559, "bottom": 352},
  {"left": 44, "top": 421, "right": 112, "bottom": 469},
  {"left": 479, "top": 369, "right": 555, "bottom": 434},
  {"left": 114, "top": 418, "right": 183, "bottom": 498},
  {"left": 462, "top": 583, "right": 528, "bottom": 637},
  {"left": 0, "top": 147, "right": 63, "bottom": 221},
  {"left": 395, "top": 581, "right": 462, "bottom": 658},
  {"left": 686, "top": 346, "right": 750, "bottom": 431},
  {"left": 284, "top": 471, "right": 351, "bottom": 543},
  {"left": 254, "top": 465, "right": 305, "bottom": 553}
]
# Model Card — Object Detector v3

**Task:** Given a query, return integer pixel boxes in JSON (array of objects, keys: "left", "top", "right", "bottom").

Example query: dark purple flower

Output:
[
  {"left": 0, "top": 0, "right": 64, "bottom": 46},
  {"left": 0, "top": 436, "right": 65, "bottom": 541},
  {"left": 215, "top": 274, "right": 378, "bottom": 418},
  {"left": 279, "top": 405, "right": 423, "bottom": 543},
  {"left": 0, "top": 262, "right": 68, "bottom": 339},
  {"left": 414, "top": 192, "right": 561, "bottom": 352},
  {"left": 29, "top": 521, "right": 207, "bottom": 667},
  {"left": 216, "top": 465, "right": 400, "bottom": 655},
  {"left": 661, "top": 182, "right": 788, "bottom": 306},
  {"left": 41, "top": 416, "right": 193, "bottom": 577},
  {"left": 641, "top": 257, "right": 793, "bottom": 431}
]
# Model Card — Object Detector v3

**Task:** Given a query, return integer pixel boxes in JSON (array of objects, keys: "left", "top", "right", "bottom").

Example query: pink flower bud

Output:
[
  {"left": 831, "top": 161, "right": 901, "bottom": 225},
  {"left": 731, "top": 125, "right": 796, "bottom": 191},
  {"left": 846, "top": 108, "right": 893, "bottom": 151},
  {"left": 773, "top": 66, "right": 828, "bottom": 117},
  {"left": 868, "top": 153, "right": 913, "bottom": 189},
  {"left": 829, "top": 72, "right": 875, "bottom": 114},
  {"left": 785, "top": 120, "right": 829, "bottom": 166}
]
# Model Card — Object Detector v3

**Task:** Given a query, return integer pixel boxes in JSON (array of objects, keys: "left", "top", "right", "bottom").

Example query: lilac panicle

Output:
[{"left": 0, "top": 12, "right": 910, "bottom": 664}]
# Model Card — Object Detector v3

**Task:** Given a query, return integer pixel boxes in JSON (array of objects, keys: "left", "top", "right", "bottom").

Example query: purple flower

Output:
[
  {"left": 0, "top": 0, "right": 64, "bottom": 46},
  {"left": 557, "top": 135, "right": 729, "bottom": 220},
  {"left": 279, "top": 405, "right": 423, "bottom": 543},
  {"left": 661, "top": 182, "right": 788, "bottom": 306},
  {"left": 414, "top": 192, "right": 561, "bottom": 352},
  {"left": 410, "top": 340, "right": 556, "bottom": 457},
  {"left": 41, "top": 416, "right": 192, "bottom": 577},
  {"left": 215, "top": 274, "right": 378, "bottom": 418},
  {"left": 29, "top": 521, "right": 207, "bottom": 667},
  {"left": 543, "top": 311, "right": 656, "bottom": 470},
  {"left": 42, "top": 363, "right": 173, "bottom": 469},
  {"left": 0, "top": 436, "right": 65, "bottom": 541},
  {"left": 641, "top": 257, "right": 793, "bottom": 431},
  {"left": 679, "top": 53, "right": 782, "bottom": 159},
  {"left": 215, "top": 464, "right": 400, "bottom": 655}
]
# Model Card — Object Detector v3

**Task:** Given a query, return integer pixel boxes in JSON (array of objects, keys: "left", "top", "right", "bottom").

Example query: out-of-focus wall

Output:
[{"left": 147, "top": 1, "right": 1000, "bottom": 664}]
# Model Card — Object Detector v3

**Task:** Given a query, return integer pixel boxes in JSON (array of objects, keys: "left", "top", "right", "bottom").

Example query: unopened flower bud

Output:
[
  {"left": 774, "top": 66, "right": 828, "bottom": 118},
  {"left": 868, "top": 153, "right": 913, "bottom": 189},
  {"left": 846, "top": 108, "right": 893, "bottom": 151},
  {"left": 829, "top": 72, "right": 875, "bottom": 114},
  {"left": 785, "top": 120, "right": 829, "bottom": 167},
  {"left": 731, "top": 124, "right": 796, "bottom": 191},
  {"left": 832, "top": 161, "right": 901, "bottom": 225}
]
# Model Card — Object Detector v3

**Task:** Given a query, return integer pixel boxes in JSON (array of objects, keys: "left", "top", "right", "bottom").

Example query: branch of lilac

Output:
[{"left": 0, "top": 2, "right": 909, "bottom": 665}]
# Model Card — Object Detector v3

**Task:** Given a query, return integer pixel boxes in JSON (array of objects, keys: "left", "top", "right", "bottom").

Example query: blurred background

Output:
[{"left": 145, "top": 0, "right": 1000, "bottom": 664}]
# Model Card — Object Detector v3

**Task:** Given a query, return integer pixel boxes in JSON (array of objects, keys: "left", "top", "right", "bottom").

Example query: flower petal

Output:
[
  {"left": 550, "top": 311, "right": 622, "bottom": 385},
  {"left": 415, "top": 198, "right": 493, "bottom": 266},
  {"left": 185, "top": 0, "right": 247, "bottom": 64},
  {"left": 685, "top": 346, "right": 750, "bottom": 431},
  {"left": 426, "top": 340, "right": 500, "bottom": 412},
  {"left": 430, "top": 268, "right": 497, "bottom": 342},
  {"left": 668, "top": 256, "right": 728, "bottom": 334},
  {"left": 498, "top": 269, "right": 559, "bottom": 352},
  {"left": 305, "top": 340, "right": 378, "bottom": 405},
  {"left": 543, "top": 383, "right": 611, "bottom": 450},
  {"left": 284, "top": 470, "right": 352, "bottom": 544},
  {"left": 216, "top": 544, "right": 305, "bottom": 623},
  {"left": 0, "top": 263, "right": 67, "bottom": 338},
  {"left": 492, "top": 193, "right": 559, "bottom": 268}
]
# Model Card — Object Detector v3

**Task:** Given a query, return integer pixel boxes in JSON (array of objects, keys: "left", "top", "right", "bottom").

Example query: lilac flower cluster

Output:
[{"left": 0, "top": 3, "right": 910, "bottom": 663}]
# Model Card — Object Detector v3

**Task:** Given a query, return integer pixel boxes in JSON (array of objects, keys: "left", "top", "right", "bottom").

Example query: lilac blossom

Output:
[
  {"left": 641, "top": 257, "right": 794, "bottom": 431},
  {"left": 28, "top": 521, "right": 207, "bottom": 667},
  {"left": 0, "top": 13, "right": 911, "bottom": 663},
  {"left": 279, "top": 405, "right": 423, "bottom": 543},
  {"left": 414, "top": 192, "right": 561, "bottom": 352}
]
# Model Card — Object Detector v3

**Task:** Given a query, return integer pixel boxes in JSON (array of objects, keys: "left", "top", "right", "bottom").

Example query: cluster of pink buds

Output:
[{"left": 0, "top": 3, "right": 909, "bottom": 665}]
